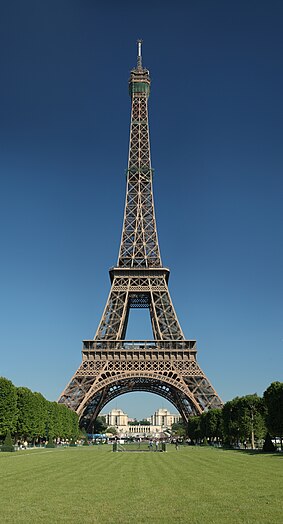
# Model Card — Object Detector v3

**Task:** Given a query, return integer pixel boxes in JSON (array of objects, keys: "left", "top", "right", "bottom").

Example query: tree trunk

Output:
[{"left": 251, "top": 410, "right": 255, "bottom": 449}]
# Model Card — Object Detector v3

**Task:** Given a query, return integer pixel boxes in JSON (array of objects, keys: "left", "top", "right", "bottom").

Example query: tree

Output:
[
  {"left": 206, "top": 409, "right": 223, "bottom": 442},
  {"left": 199, "top": 409, "right": 223, "bottom": 443},
  {"left": 263, "top": 382, "right": 283, "bottom": 449},
  {"left": 222, "top": 398, "right": 240, "bottom": 446},
  {"left": 199, "top": 411, "right": 208, "bottom": 440},
  {"left": 222, "top": 395, "right": 266, "bottom": 448},
  {"left": 0, "top": 376, "right": 79, "bottom": 445},
  {"left": 106, "top": 427, "right": 117, "bottom": 435},
  {"left": 128, "top": 419, "right": 138, "bottom": 426},
  {"left": 187, "top": 416, "right": 201, "bottom": 443},
  {"left": 90, "top": 416, "right": 107, "bottom": 435},
  {"left": 16, "top": 387, "right": 38, "bottom": 441},
  {"left": 33, "top": 392, "right": 48, "bottom": 442},
  {"left": 46, "top": 401, "right": 60, "bottom": 440},
  {"left": 1, "top": 430, "right": 15, "bottom": 452},
  {"left": 70, "top": 410, "right": 80, "bottom": 439},
  {"left": 0, "top": 377, "right": 18, "bottom": 437},
  {"left": 57, "top": 403, "right": 73, "bottom": 440},
  {"left": 171, "top": 421, "right": 186, "bottom": 437},
  {"left": 262, "top": 432, "right": 277, "bottom": 452},
  {"left": 58, "top": 406, "right": 80, "bottom": 441},
  {"left": 237, "top": 395, "right": 266, "bottom": 449}
]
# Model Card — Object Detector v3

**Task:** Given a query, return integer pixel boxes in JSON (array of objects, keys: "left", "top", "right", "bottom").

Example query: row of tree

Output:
[
  {"left": 171, "top": 382, "right": 283, "bottom": 449},
  {"left": 1, "top": 376, "right": 282, "bottom": 448},
  {"left": 184, "top": 382, "right": 283, "bottom": 449},
  {"left": 128, "top": 419, "right": 151, "bottom": 426},
  {"left": 0, "top": 377, "right": 79, "bottom": 443}
]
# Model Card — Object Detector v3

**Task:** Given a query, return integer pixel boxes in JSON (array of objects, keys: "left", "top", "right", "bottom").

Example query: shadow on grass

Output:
[{"left": 219, "top": 447, "right": 282, "bottom": 458}]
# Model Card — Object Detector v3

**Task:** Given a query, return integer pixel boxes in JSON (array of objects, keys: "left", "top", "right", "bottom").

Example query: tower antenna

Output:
[{"left": 137, "top": 39, "right": 143, "bottom": 69}]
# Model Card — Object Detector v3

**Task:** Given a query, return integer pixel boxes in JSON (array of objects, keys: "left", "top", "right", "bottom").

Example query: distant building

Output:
[
  {"left": 150, "top": 408, "right": 181, "bottom": 427},
  {"left": 101, "top": 407, "right": 181, "bottom": 437},
  {"left": 103, "top": 408, "right": 128, "bottom": 428}
]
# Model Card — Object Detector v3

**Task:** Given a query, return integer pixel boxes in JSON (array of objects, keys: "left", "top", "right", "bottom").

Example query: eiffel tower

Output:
[{"left": 59, "top": 41, "right": 222, "bottom": 429}]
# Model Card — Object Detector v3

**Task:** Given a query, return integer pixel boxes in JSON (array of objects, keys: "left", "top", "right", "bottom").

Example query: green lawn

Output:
[{"left": 0, "top": 445, "right": 282, "bottom": 523}]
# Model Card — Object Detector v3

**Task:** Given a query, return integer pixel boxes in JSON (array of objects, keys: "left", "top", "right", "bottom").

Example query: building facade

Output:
[
  {"left": 103, "top": 409, "right": 128, "bottom": 428},
  {"left": 102, "top": 408, "right": 181, "bottom": 437},
  {"left": 149, "top": 408, "right": 180, "bottom": 427}
]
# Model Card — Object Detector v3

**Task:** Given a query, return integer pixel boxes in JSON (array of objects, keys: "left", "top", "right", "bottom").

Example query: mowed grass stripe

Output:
[{"left": 0, "top": 446, "right": 282, "bottom": 523}]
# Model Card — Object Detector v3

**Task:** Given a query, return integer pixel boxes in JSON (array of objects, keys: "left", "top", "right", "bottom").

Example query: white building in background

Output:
[
  {"left": 101, "top": 407, "right": 181, "bottom": 438},
  {"left": 149, "top": 408, "right": 181, "bottom": 427},
  {"left": 103, "top": 408, "right": 128, "bottom": 428}
]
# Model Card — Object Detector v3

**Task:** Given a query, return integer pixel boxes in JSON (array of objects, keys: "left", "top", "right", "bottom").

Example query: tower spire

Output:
[{"left": 137, "top": 39, "right": 142, "bottom": 69}]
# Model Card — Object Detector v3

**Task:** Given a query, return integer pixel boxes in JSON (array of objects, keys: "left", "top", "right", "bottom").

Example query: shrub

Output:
[
  {"left": 262, "top": 433, "right": 276, "bottom": 452},
  {"left": 1, "top": 430, "right": 15, "bottom": 452},
  {"left": 46, "top": 439, "right": 56, "bottom": 448}
]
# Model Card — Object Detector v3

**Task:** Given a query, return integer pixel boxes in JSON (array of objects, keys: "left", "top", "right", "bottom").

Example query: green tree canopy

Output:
[
  {"left": 17, "top": 387, "right": 39, "bottom": 440},
  {"left": 199, "top": 409, "right": 223, "bottom": 441},
  {"left": 187, "top": 416, "right": 201, "bottom": 442},
  {"left": 238, "top": 394, "right": 266, "bottom": 447},
  {"left": 91, "top": 416, "right": 107, "bottom": 434},
  {"left": 70, "top": 409, "right": 80, "bottom": 439},
  {"left": 206, "top": 409, "right": 223, "bottom": 441},
  {"left": 171, "top": 421, "right": 186, "bottom": 437},
  {"left": 0, "top": 377, "right": 18, "bottom": 437},
  {"left": 222, "top": 398, "right": 240, "bottom": 445},
  {"left": 106, "top": 426, "right": 117, "bottom": 435},
  {"left": 33, "top": 392, "right": 48, "bottom": 439},
  {"left": 46, "top": 401, "right": 60, "bottom": 439},
  {"left": 0, "top": 376, "right": 79, "bottom": 442},
  {"left": 264, "top": 381, "right": 283, "bottom": 445},
  {"left": 222, "top": 394, "right": 266, "bottom": 448},
  {"left": 1, "top": 430, "right": 15, "bottom": 452}
]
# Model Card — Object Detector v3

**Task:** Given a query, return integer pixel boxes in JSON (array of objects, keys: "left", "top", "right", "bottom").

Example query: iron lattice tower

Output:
[{"left": 59, "top": 42, "right": 222, "bottom": 429}]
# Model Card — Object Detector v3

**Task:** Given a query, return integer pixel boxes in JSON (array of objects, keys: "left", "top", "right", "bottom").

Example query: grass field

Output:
[{"left": 0, "top": 445, "right": 282, "bottom": 523}]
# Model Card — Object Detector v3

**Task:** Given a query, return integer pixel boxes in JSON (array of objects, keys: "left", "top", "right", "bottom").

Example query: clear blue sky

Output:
[{"left": 1, "top": 1, "right": 282, "bottom": 419}]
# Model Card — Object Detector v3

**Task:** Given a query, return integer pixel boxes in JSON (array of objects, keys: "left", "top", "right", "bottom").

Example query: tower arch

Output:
[{"left": 77, "top": 372, "right": 203, "bottom": 429}]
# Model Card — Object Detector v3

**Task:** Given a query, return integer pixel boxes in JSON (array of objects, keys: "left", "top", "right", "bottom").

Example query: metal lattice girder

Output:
[
  {"left": 93, "top": 269, "right": 184, "bottom": 341},
  {"left": 58, "top": 42, "right": 223, "bottom": 427},
  {"left": 59, "top": 342, "right": 222, "bottom": 429},
  {"left": 118, "top": 72, "right": 161, "bottom": 268}
]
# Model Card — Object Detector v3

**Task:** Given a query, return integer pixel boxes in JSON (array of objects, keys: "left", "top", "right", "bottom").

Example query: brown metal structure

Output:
[{"left": 59, "top": 42, "right": 222, "bottom": 429}]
